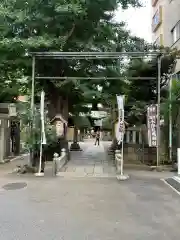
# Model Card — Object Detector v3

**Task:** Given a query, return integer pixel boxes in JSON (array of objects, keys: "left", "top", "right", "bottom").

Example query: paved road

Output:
[
  {"left": 0, "top": 140, "right": 179, "bottom": 239},
  {"left": 0, "top": 175, "right": 180, "bottom": 239}
]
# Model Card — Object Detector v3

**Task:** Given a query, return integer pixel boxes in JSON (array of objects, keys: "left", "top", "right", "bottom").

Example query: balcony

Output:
[
  {"left": 152, "top": 6, "right": 162, "bottom": 32},
  {"left": 152, "top": 0, "right": 158, "bottom": 7}
]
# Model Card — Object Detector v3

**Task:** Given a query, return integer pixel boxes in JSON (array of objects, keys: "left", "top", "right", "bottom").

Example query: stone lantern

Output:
[
  {"left": 8, "top": 103, "right": 17, "bottom": 117},
  {"left": 50, "top": 114, "right": 68, "bottom": 138},
  {"left": 50, "top": 114, "right": 70, "bottom": 159}
]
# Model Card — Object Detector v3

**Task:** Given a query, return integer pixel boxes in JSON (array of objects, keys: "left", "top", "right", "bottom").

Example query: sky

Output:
[{"left": 115, "top": 0, "right": 152, "bottom": 43}]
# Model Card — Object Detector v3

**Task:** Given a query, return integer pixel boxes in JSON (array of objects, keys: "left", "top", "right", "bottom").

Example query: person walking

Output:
[{"left": 94, "top": 130, "right": 100, "bottom": 146}]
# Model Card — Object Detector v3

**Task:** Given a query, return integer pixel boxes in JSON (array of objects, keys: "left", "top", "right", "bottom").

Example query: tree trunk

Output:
[
  {"left": 73, "top": 126, "right": 78, "bottom": 143},
  {"left": 48, "top": 95, "right": 63, "bottom": 119},
  {"left": 45, "top": 84, "right": 70, "bottom": 160}
]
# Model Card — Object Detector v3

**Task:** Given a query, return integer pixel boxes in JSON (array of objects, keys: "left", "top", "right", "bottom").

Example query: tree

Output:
[
  {"left": 1, "top": 0, "right": 153, "bottom": 158},
  {"left": 123, "top": 48, "right": 179, "bottom": 163},
  {"left": 0, "top": 0, "right": 142, "bottom": 114},
  {"left": 125, "top": 48, "right": 177, "bottom": 125},
  {"left": 0, "top": 69, "right": 27, "bottom": 103},
  {"left": 161, "top": 78, "right": 180, "bottom": 163}
]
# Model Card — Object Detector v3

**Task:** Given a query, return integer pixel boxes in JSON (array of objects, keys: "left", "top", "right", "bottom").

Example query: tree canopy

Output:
[
  {"left": 124, "top": 49, "right": 177, "bottom": 125},
  {"left": 0, "top": 0, "right": 145, "bottom": 111}
]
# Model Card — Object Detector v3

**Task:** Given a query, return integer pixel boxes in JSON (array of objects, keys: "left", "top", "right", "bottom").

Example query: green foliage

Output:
[
  {"left": 102, "top": 116, "right": 112, "bottom": 130},
  {"left": 161, "top": 78, "right": 180, "bottom": 161},
  {"left": 74, "top": 116, "right": 91, "bottom": 129},
  {"left": 124, "top": 49, "right": 177, "bottom": 125},
  {"left": 18, "top": 102, "right": 58, "bottom": 152},
  {"left": 0, "top": 0, "right": 143, "bottom": 113}
]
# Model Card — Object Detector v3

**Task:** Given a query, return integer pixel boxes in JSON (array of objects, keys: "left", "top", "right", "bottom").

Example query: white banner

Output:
[
  {"left": 116, "top": 95, "right": 125, "bottom": 143},
  {"left": 117, "top": 95, "right": 124, "bottom": 110},
  {"left": 147, "top": 105, "right": 157, "bottom": 147},
  {"left": 40, "top": 91, "right": 46, "bottom": 145}
]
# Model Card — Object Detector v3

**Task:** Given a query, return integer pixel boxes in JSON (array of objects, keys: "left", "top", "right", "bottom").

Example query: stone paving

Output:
[{"left": 60, "top": 140, "right": 116, "bottom": 178}]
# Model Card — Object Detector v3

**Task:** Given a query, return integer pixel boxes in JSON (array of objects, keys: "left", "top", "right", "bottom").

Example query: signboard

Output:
[
  {"left": 147, "top": 105, "right": 157, "bottom": 147},
  {"left": 94, "top": 119, "right": 102, "bottom": 126},
  {"left": 91, "top": 111, "right": 107, "bottom": 119}
]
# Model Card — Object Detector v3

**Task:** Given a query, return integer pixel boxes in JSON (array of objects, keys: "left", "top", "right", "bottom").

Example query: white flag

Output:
[
  {"left": 40, "top": 91, "right": 46, "bottom": 145},
  {"left": 116, "top": 95, "right": 125, "bottom": 143},
  {"left": 117, "top": 95, "right": 124, "bottom": 110}
]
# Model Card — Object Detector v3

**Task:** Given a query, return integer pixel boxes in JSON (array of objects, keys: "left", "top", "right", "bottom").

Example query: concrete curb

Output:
[
  {"left": 162, "top": 176, "right": 180, "bottom": 196},
  {"left": 172, "top": 176, "right": 180, "bottom": 183},
  {"left": 1, "top": 153, "right": 29, "bottom": 164}
]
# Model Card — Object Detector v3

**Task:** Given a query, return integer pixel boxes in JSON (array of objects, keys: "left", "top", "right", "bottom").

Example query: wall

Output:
[
  {"left": 113, "top": 123, "right": 160, "bottom": 164},
  {"left": 0, "top": 117, "right": 10, "bottom": 162},
  {"left": 163, "top": 0, "right": 180, "bottom": 73},
  {"left": 163, "top": 0, "right": 180, "bottom": 47},
  {"left": 123, "top": 144, "right": 157, "bottom": 165}
]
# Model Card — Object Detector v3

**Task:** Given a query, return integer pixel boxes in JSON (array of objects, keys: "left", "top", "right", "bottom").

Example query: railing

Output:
[
  {"left": 52, "top": 148, "right": 67, "bottom": 176},
  {"left": 124, "top": 127, "right": 142, "bottom": 144}
]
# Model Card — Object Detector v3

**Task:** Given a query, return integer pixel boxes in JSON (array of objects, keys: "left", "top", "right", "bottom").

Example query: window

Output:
[
  {"left": 172, "top": 21, "right": 180, "bottom": 44},
  {"left": 152, "top": 6, "right": 162, "bottom": 32}
]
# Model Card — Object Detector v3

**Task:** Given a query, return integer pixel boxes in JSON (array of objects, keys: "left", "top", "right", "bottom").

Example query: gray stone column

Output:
[
  {"left": 126, "top": 131, "right": 130, "bottom": 143},
  {"left": 139, "top": 131, "right": 142, "bottom": 144},
  {"left": 132, "top": 131, "right": 136, "bottom": 144},
  {"left": 0, "top": 119, "right": 5, "bottom": 163}
]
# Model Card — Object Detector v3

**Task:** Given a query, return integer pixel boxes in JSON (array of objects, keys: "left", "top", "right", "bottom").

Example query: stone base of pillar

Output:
[
  {"left": 109, "top": 139, "right": 118, "bottom": 152},
  {"left": 117, "top": 174, "right": 129, "bottom": 181},
  {"left": 34, "top": 172, "right": 44, "bottom": 177},
  {"left": 70, "top": 142, "right": 82, "bottom": 151}
]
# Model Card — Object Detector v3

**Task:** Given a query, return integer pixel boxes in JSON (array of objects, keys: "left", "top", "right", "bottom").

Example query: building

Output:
[
  {"left": 163, "top": 0, "right": 180, "bottom": 74},
  {"left": 163, "top": 0, "right": 180, "bottom": 49},
  {"left": 152, "top": 0, "right": 180, "bottom": 73},
  {"left": 152, "top": 0, "right": 165, "bottom": 46}
]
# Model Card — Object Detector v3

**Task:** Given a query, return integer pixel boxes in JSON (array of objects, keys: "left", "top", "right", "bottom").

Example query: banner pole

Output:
[
  {"left": 116, "top": 95, "right": 129, "bottom": 180},
  {"left": 35, "top": 90, "right": 46, "bottom": 177},
  {"left": 120, "top": 109, "right": 124, "bottom": 176},
  {"left": 38, "top": 133, "right": 43, "bottom": 174},
  {"left": 157, "top": 56, "right": 161, "bottom": 167},
  {"left": 169, "top": 75, "right": 172, "bottom": 164}
]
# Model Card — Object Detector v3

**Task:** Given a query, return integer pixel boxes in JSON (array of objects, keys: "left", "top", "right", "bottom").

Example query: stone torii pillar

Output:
[
  {"left": 0, "top": 118, "right": 5, "bottom": 163},
  {"left": 0, "top": 117, "right": 10, "bottom": 163}
]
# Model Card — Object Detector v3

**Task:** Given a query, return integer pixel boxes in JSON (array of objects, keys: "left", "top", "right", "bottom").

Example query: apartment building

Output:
[
  {"left": 152, "top": 0, "right": 180, "bottom": 73},
  {"left": 163, "top": 0, "right": 180, "bottom": 48},
  {"left": 152, "top": 0, "right": 165, "bottom": 46}
]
